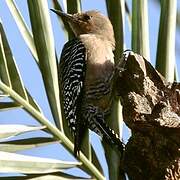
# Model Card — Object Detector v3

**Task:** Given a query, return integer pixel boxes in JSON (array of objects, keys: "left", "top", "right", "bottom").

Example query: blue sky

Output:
[{"left": 0, "top": 0, "right": 179, "bottom": 179}]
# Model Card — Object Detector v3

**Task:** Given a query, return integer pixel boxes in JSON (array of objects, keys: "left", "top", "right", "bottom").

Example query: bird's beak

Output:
[{"left": 50, "top": 9, "right": 77, "bottom": 23}]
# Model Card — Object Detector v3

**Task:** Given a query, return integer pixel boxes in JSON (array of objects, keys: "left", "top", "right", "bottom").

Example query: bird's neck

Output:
[
  {"left": 79, "top": 34, "right": 115, "bottom": 50},
  {"left": 79, "top": 34, "right": 114, "bottom": 65}
]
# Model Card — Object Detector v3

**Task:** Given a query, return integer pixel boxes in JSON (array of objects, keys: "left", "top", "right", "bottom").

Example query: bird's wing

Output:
[{"left": 59, "top": 38, "right": 86, "bottom": 155}]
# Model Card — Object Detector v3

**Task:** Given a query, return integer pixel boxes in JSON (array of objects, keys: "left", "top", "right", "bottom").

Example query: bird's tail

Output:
[
  {"left": 73, "top": 118, "right": 87, "bottom": 157},
  {"left": 85, "top": 105, "right": 124, "bottom": 154}
]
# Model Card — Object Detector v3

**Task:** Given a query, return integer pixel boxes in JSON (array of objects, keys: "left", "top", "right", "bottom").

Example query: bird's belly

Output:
[{"left": 84, "top": 60, "right": 114, "bottom": 113}]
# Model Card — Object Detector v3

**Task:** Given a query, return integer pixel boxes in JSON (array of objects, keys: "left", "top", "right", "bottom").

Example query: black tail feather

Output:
[
  {"left": 95, "top": 116, "right": 124, "bottom": 154},
  {"left": 86, "top": 106, "right": 124, "bottom": 154}
]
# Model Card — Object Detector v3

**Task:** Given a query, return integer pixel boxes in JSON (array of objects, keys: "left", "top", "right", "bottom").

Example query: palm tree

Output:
[{"left": 0, "top": 0, "right": 178, "bottom": 179}]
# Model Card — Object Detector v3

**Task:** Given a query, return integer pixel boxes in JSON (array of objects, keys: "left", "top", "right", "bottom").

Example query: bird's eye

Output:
[{"left": 83, "top": 14, "right": 91, "bottom": 21}]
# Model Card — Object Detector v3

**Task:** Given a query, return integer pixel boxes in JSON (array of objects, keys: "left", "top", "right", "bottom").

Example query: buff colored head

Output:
[{"left": 51, "top": 9, "right": 115, "bottom": 45}]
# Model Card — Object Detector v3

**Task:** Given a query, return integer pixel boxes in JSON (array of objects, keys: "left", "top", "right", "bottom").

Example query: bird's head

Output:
[{"left": 51, "top": 9, "right": 115, "bottom": 46}]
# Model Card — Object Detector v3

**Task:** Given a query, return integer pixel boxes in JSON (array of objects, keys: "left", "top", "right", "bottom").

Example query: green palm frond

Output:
[{"left": 0, "top": 0, "right": 178, "bottom": 179}]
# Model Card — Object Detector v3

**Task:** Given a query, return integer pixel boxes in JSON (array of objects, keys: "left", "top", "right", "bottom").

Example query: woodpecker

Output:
[{"left": 51, "top": 9, "right": 124, "bottom": 156}]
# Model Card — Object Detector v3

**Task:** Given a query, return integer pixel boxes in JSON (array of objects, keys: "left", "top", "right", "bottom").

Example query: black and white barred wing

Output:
[{"left": 59, "top": 38, "right": 86, "bottom": 133}]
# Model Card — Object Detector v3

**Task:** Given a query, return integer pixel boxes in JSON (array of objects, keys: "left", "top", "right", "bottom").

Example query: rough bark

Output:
[{"left": 116, "top": 52, "right": 180, "bottom": 180}]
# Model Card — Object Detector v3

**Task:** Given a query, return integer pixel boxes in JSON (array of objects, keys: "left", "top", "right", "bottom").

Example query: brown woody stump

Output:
[{"left": 116, "top": 52, "right": 180, "bottom": 180}]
